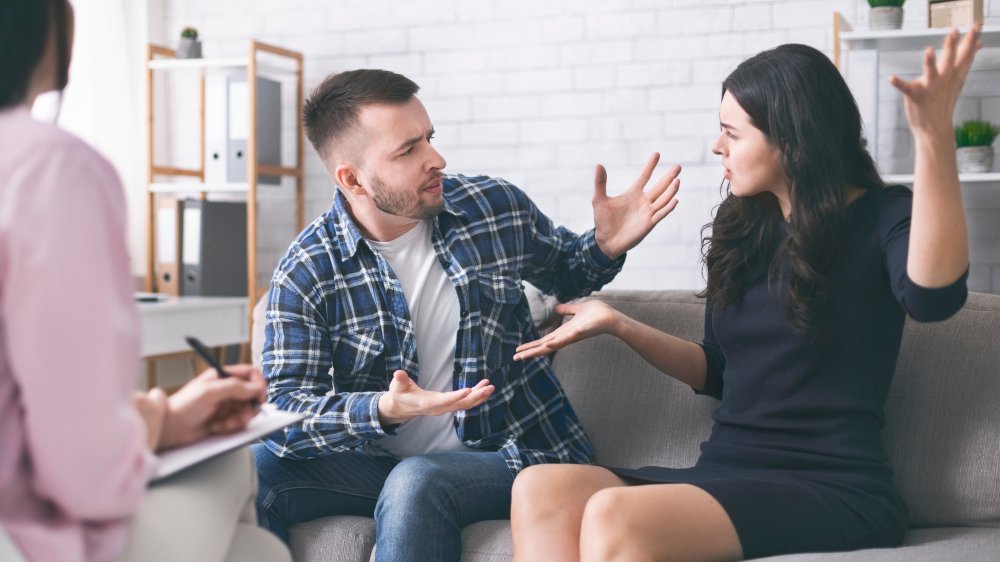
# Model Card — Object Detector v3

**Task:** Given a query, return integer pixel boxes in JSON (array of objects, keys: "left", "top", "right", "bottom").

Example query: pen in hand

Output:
[{"left": 185, "top": 336, "right": 261, "bottom": 410}]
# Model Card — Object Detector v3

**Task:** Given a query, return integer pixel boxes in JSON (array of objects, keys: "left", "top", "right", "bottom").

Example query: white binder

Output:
[{"left": 204, "top": 74, "right": 282, "bottom": 185}]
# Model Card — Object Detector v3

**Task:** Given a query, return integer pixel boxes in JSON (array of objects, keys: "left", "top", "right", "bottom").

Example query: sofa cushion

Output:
[
  {"left": 460, "top": 520, "right": 513, "bottom": 562},
  {"left": 289, "top": 515, "right": 374, "bottom": 562},
  {"left": 882, "top": 291, "right": 1000, "bottom": 527},
  {"left": 754, "top": 527, "right": 1000, "bottom": 561},
  {"left": 289, "top": 517, "right": 514, "bottom": 561},
  {"left": 552, "top": 290, "right": 1000, "bottom": 529},
  {"left": 552, "top": 291, "right": 715, "bottom": 470},
  {"left": 466, "top": 523, "right": 1000, "bottom": 562}
]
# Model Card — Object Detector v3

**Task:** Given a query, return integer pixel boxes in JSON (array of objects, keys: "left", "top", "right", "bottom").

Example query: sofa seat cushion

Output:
[
  {"left": 754, "top": 527, "right": 1000, "bottom": 561},
  {"left": 289, "top": 516, "right": 375, "bottom": 562},
  {"left": 290, "top": 517, "right": 999, "bottom": 562},
  {"left": 460, "top": 520, "right": 514, "bottom": 561},
  {"left": 289, "top": 518, "right": 514, "bottom": 562}
]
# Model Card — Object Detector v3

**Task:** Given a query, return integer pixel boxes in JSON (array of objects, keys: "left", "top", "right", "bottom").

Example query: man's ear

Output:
[{"left": 334, "top": 164, "right": 365, "bottom": 196}]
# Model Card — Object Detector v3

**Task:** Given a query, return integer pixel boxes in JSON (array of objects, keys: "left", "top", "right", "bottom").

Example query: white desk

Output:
[{"left": 137, "top": 296, "right": 249, "bottom": 357}]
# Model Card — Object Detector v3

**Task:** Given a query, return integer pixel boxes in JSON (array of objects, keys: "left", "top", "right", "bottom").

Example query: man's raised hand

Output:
[{"left": 592, "top": 152, "right": 681, "bottom": 260}]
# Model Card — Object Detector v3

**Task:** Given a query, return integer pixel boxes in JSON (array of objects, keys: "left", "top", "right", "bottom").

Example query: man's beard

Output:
[{"left": 368, "top": 173, "right": 444, "bottom": 220}]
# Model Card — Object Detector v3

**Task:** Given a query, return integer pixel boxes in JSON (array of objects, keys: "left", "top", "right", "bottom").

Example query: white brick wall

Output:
[{"left": 152, "top": 0, "right": 1000, "bottom": 293}]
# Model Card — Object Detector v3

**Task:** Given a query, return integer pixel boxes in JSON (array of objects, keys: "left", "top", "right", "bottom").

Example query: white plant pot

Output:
[
  {"left": 870, "top": 7, "right": 903, "bottom": 31},
  {"left": 177, "top": 37, "right": 202, "bottom": 59},
  {"left": 957, "top": 146, "right": 994, "bottom": 174}
]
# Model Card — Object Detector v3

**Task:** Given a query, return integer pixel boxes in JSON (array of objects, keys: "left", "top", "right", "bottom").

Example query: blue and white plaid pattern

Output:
[{"left": 261, "top": 174, "right": 624, "bottom": 473}]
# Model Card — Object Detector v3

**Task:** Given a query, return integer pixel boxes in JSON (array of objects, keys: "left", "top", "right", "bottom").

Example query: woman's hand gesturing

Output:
[{"left": 513, "top": 300, "right": 622, "bottom": 361}]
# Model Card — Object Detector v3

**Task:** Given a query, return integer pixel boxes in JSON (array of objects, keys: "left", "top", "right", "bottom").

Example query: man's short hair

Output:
[{"left": 303, "top": 69, "right": 419, "bottom": 158}]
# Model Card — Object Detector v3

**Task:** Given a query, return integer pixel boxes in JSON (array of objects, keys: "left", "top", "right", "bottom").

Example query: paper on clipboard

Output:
[{"left": 153, "top": 405, "right": 305, "bottom": 482}]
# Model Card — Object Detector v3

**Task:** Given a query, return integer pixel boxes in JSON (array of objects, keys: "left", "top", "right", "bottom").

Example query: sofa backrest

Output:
[{"left": 551, "top": 290, "right": 1000, "bottom": 529}]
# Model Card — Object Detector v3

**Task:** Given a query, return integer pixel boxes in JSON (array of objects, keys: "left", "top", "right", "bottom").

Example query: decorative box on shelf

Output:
[{"left": 928, "top": 0, "right": 983, "bottom": 28}]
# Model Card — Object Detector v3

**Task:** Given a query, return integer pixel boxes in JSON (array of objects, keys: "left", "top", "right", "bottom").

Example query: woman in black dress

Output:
[{"left": 510, "top": 27, "right": 982, "bottom": 562}]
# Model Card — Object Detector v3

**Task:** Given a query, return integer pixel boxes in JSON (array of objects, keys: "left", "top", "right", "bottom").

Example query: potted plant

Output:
[
  {"left": 955, "top": 120, "right": 999, "bottom": 173},
  {"left": 177, "top": 27, "right": 202, "bottom": 59},
  {"left": 869, "top": 0, "right": 905, "bottom": 30}
]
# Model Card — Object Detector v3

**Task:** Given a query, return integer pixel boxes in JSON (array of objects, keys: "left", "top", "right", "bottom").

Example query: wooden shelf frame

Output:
[{"left": 145, "top": 40, "right": 306, "bottom": 339}]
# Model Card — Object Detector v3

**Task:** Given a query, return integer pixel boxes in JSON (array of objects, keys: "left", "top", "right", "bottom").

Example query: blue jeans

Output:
[{"left": 253, "top": 444, "right": 514, "bottom": 562}]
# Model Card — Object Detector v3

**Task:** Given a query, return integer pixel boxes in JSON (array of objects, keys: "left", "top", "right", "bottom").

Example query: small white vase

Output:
[
  {"left": 870, "top": 7, "right": 903, "bottom": 31},
  {"left": 957, "top": 146, "right": 995, "bottom": 174}
]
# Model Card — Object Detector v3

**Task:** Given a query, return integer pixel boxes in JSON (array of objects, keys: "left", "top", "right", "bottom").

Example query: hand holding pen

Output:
[
  {"left": 145, "top": 338, "right": 267, "bottom": 451},
  {"left": 185, "top": 336, "right": 262, "bottom": 409}
]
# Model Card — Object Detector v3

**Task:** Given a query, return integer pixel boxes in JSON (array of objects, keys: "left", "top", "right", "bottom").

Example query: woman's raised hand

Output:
[
  {"left": 513, "top": 300, "right": 622, "bottom": 361},
  {"left": 889, "top": 25, "right": 982, "bottom": 138}
]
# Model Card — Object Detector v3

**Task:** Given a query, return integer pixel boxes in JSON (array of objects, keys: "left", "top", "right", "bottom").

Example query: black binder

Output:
[{"left": 179, "top": 199, "right": 248, "bottom": 297}]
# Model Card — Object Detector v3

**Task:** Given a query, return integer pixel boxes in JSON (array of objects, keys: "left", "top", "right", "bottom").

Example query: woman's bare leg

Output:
[
  {"left": 511, "top": 464, "right": 626, "bottom": 562},
  {"left": 579, "top": 483, "right": 742, "bottom": 562}
]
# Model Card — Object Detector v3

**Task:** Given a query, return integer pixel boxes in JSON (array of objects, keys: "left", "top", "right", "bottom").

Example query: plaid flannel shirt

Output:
[{"left": 261, "top": 174, "right": 625, "bottom": 474}]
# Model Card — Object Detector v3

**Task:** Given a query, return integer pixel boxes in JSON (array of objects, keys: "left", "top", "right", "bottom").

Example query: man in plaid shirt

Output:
[{"left": 253, "top": 69, "right": 680, "bottom": 560}]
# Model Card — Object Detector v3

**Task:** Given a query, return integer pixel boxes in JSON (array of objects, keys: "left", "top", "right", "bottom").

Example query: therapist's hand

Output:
[
  {"left": 134, "top": 389, "right": 168, "bottom": 452},
  {"left": 155, "top": 365, "right": 267, "bottom": 452}
]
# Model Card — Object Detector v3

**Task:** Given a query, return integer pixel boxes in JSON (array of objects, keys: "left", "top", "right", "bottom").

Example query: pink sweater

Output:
[{"left": 0, "top": 107, "right": 153, "bottom": 561}]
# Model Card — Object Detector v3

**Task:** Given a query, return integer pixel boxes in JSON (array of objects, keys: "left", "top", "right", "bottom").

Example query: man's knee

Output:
[
  {"left": 252, "top": 444, "right": 280, "bottom": 494},
  {"left": 376, "top": 456, "right": 457, "bottom": 521},
  {"left": 251, "top": 444, "right": 285, "bottom": 529}
]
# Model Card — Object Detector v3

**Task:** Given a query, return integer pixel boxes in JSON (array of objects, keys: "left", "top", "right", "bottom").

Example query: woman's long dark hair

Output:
[
  {"left": 0, "top": 0, "right": 71, "bottom": 109},
  {"left": 699, "top": 44, "right": 884, "bottom": 333}
]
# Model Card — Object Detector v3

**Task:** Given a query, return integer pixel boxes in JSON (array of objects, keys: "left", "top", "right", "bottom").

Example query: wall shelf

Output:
[
  {"left": 839, "top": 25, "right": 1000, "bottom": 52},
  {"left": 884, "top": 173, "right": 1000, "bottom": 184},
  {"left": 149, "top": 182, "right": 253, "bottom": 194},
  {"left": 148, "top": 57, "right": 294, "bottom": 78}
]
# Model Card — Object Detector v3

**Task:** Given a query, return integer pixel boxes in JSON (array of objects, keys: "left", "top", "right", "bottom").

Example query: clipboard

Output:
[{"left": 152, "top": 405, "right": 305, "bottom": 482}]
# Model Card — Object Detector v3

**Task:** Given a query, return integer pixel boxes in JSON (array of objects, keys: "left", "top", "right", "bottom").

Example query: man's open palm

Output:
[
  {"left": 377, "top": 370, "right": 494, "bottom": 425},
  {"left": 593, "top": 152, "right": 681, "bottom": 260}
]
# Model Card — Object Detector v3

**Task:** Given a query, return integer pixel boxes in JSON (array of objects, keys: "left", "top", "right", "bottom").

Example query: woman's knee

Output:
[
  {"left": 580, "top": 488, "right": 635, "bottom": 555},
  {"left": 511, "top": 464, "right": 571, "bottom": 517}
]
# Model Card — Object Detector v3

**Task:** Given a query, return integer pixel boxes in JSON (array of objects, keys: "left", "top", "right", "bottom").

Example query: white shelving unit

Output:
[{"left": 833, "top": 14, "right": 1000, "bottom": 184}]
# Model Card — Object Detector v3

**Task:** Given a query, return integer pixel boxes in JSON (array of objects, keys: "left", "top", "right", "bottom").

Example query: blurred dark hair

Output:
[
  {"left": 699, "top": 44, "right": 884, "bottom": 333},
  {"left": 0, "top": 0, "right": 70, "bottom": 109},
  {"left": 303, "top": 69, "right": 419, "bottom": 157}
]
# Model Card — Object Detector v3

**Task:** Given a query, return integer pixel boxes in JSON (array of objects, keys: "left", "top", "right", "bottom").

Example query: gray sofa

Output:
[{"left": 286, "top": 290, "right": 1000, "bottom": 561}]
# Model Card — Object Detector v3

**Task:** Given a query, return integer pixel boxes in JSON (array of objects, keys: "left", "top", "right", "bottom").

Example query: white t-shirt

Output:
[{"left": 366, "top": 220, "right": 474, "bottom": 458}]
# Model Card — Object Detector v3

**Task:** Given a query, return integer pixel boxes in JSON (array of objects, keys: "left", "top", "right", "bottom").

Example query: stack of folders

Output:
[{"left": 155, "top": 198, "right": 247, "bottom": 297}]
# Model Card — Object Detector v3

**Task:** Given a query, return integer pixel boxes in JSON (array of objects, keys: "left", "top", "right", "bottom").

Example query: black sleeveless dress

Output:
[{"left": 608, "top": 186, "right": 968, "bottom": 558}]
